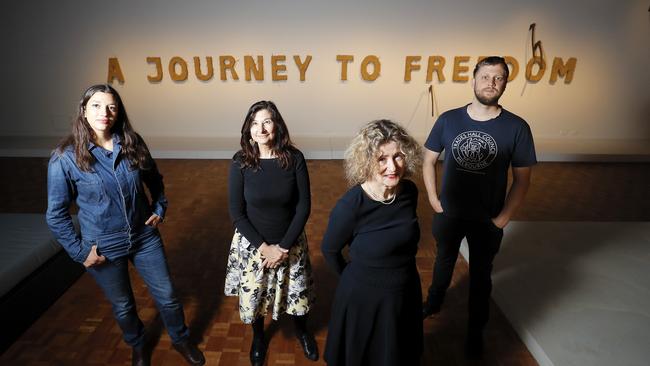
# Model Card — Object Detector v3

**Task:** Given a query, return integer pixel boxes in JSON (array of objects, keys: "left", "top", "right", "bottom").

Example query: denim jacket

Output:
[{"left": 46, "top": 136, "right": 167, "bottom": 263}]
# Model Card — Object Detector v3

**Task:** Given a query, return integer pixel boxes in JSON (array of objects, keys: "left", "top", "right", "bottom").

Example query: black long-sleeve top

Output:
[
  {"left": 321, "top": 179, "right": 420, "bottom": 276},
  {"left": 228, "top": 150, "right": 311, "bottom": 250}
]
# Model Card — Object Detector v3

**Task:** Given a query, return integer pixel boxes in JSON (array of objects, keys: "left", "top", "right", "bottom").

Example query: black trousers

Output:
[{"left": 425, "top": 214, "right": 503, "bottom": 332}]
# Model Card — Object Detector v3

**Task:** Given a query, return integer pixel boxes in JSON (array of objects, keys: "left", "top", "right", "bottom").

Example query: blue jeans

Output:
[{"left": 86, "top": 229, "right": 189, "bottom": 347}]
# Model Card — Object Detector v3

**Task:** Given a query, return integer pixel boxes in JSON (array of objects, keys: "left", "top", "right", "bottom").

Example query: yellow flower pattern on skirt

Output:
[{"left": 224, "top": 230, "right": 315, "bottom": 324}]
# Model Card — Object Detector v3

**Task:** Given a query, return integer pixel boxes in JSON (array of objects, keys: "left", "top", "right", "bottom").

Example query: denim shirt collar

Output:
[{"left": 87, "top": 134, "right": 123, "bottom": 152}]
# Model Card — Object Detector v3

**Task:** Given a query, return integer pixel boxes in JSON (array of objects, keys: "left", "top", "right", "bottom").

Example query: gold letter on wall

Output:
[
  {"left": 107, "top": 57, "right": 125, "bottom": 84},
  {"left": 525, "top": 56, "right": 546, "bottom": 82},
  {"left": 452, "top": 56, "right": 470, "bottom": 82},
  {"left": 337, "top": 55, "right": 354, "bottom": 81},
  {"left": 271, "top": 55, "right": 287, "bottom": 81},
  {"left": 169, "top": 57, "right": 188, "bottom": 81},
  {"left": 244, "top": 56, "right": 264, "bottom": 81},
  {"left": 146, "top": 57, "right": 163, "bottom": 82},
  {"left": 404, "top": 56, "right": 421, "bottom": 82},
  {"left": 361, "top": 55, "right": 381, "bottom": 81},
  {"left": 504, "top": 56, "right": 519, "bottom": 81},
  {"left": 426, "top": 56, "right": 446, "bottom": 82},
  {"left": 219, "top": 56, "right": 239, "bottom": 81},
  {"left": 550, "top": 57, "right": 577, "bottom": 84},
  {"left": 294, "top": 55, "right": 312, "bottom": 81},
  {"left": 194, "top": 56, "right": 214, "bottom": 81}
]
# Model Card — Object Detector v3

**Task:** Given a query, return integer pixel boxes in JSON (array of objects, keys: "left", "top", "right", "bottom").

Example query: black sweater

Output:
[
  {"left": 228, "top": 150, "right": 311, "bottom": 249},
  {"left": 321, "top": 179, "right": 420, "bottom": 275}
]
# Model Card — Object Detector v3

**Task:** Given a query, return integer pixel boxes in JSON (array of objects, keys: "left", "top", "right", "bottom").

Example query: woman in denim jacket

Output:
[{"left": 46, "top": 84, "right": 204, "bottom": 366}]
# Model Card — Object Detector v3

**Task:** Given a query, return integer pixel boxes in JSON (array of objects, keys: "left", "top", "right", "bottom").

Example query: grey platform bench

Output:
[{"left": 0, "top": 213, "right": 84, "bottom": 353}]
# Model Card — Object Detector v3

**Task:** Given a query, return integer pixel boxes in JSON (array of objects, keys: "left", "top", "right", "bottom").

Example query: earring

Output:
[{"left": 249, "top": 138, "right": 255, "bottom": 146}]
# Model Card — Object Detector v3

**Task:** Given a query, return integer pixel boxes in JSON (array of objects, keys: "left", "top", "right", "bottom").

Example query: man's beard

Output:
[{"left": 474, "top": 88, "right": 502, "bottom": 106}]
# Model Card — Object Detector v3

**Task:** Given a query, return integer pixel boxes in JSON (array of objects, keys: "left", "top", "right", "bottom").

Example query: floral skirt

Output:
[{"left": 224, "top": 230, "right": 315, "bottom": 324}]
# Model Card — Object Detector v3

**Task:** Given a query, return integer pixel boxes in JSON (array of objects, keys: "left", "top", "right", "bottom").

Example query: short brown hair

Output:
[{"left": 473, "top": 56, "right": 509, "bottom": 80}]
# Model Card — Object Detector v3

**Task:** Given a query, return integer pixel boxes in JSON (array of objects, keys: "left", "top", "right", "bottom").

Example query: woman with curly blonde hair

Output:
[{"left": 321, "top": 119, "right": 423, "bottom": 366}]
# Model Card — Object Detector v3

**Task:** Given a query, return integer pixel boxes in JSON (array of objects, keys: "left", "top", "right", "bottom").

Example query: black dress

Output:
[{"left": 321, "top": 179, "right": 423, "bottom": 366}]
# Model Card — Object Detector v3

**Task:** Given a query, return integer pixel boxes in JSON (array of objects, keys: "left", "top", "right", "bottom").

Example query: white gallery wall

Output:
[{"left": 1, "top": 0, "right": 648, "bottom": 157}]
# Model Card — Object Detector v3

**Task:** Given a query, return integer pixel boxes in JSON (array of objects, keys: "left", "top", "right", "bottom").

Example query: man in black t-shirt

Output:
[{"left": 422, "top": 56, "right": 537, "bottom": 358}]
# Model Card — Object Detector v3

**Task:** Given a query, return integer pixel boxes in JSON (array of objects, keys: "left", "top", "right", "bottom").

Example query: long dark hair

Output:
[
  {"left": 237, "top": 100, "right": 296, "bottom": 170},
  {"left": 57, "top": 84, "right": 152, "bottom": 172}
]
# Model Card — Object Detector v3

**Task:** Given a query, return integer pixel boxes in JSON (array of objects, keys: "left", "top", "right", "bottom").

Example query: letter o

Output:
[
  {"left": 169, "top": 57, "right": 189, "bottom": 81},
  {"left": 525, "top": 56, "right": 546, "bottom": 82},
  {"left": 504, "top": 56, "right": 519, "bottom": 82},
  {"left": 361, "top": 55, "right": 381, "bottom": 81}
]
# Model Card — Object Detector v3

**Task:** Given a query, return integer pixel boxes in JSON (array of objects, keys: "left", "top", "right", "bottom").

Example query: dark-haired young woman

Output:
[
  {"left": 225, "top": 100, "right": 318, "bottom": 366},
  {"left": 46, "top": 84, "right": 204, "bottom": 366}
]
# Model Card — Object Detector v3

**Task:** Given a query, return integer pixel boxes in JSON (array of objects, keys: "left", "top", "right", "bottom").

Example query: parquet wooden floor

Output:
[{"left": 1, "top": 158, "right": 648, "bottom": 365}]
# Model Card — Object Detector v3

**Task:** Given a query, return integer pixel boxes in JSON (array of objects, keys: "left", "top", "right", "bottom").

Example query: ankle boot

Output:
[
  {"left": 422, "top": 302, "right": 441, "bottom": 319},
  {"left": 172, "top": 340, "right": 206, "bottom": 365},
  {"left": 250, "top": 336, "right": 267, "bottom": 366},
  {"left": 464, "top": 330, "right": 484, "bottom": 360},
  {"left": 131, "top": 346, "right": 150, "bottom": 366},
  {"left": 297, "top": 332, "right": 319, "bottom": 361}
]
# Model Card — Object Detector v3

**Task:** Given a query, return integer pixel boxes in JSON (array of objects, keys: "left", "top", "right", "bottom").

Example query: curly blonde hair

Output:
[{"left": 344, "top": 119, "right": 422, "bottom": 186}]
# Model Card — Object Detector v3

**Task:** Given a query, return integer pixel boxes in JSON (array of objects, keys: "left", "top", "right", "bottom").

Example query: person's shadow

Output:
[{"left": 140, "top": 160, "right": 232, "bottom": 351}]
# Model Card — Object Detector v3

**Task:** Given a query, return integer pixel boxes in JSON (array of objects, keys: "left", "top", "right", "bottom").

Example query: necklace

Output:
[{"left": 362, "top": 182, "right": 397, "bottom": 205}]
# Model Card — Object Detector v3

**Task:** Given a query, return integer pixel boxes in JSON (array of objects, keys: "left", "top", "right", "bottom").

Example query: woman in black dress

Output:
[{"left": 321, "top": 119, "right": 423, "bottom": 366}]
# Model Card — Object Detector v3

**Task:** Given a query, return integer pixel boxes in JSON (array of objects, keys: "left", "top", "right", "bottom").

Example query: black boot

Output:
[
  {"left": 172, "top": 340, "right": 206, "bottom": 365},
  {"left": 292, "top": 314, "right": 318, "bottom": 361},
  {"left": 131, "top": 346, "right": 150, "bottom": 366},
  {"left": 297, "top": 332, "right": 319, "bottom": 361},
  {"left": 250, "top": 336, "right": 267, "bottom": 366},
  {"left": 464, "top": 330, "right": 484, "bottom": 360},
  {"left": 422, "top": 302, "right": 441, "bottom": 319}
]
